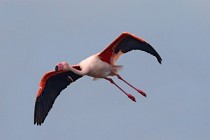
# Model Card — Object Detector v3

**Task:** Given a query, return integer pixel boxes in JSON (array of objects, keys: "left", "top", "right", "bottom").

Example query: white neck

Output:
[{"left": 66, "top": 65, "right": 87, "bottom": 76}]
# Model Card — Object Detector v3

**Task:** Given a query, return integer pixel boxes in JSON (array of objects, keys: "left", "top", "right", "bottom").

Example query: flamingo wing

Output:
[
  {"left": 98, "top": 32, "right": 162, "bottom": 64},
  {"left": 34, "top": 68, "right": 82, "bottom": 125}
]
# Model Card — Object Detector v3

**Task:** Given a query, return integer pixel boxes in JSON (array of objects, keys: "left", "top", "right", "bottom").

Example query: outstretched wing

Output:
[
  {"left": 34, "top": 69, "right": 82, "bottom": 125},
  {"left": 98, "top": 32, "right": 162, "bottom": 64}
]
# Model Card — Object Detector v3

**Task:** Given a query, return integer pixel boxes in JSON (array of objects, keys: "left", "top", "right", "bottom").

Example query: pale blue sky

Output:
[{"left": 0, "top": 0, "right": 210, "bottom": 140}]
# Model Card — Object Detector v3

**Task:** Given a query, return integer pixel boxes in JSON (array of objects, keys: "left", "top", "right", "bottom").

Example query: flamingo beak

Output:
[{"left": 55, "top": 65, "right": 58, "bottom": 71}]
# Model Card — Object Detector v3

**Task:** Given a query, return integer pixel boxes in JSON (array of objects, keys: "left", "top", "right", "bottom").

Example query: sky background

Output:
[{"left": 0, "top": 0, "right": 210, "bottom": 140}]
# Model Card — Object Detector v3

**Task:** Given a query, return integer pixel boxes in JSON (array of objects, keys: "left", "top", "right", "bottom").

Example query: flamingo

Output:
[{"left": 34, "top": 32, "right": 162, "bottom": 125}]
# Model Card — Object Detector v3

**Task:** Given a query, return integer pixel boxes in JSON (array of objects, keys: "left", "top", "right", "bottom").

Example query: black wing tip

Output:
[
  {"left": 34, "top": 120, "right": 44, "bottom": 125},
  {"left": 146, "top": 43, "right": 162, "bottom": 64},
  {"left": 157, "top": 56, "right": 162, "bottom": 64},
  {"left": 34, "top": 116, "right": 45, "bottom": 125},
  {"left": 34, "top": 115, "right": 45, "bottom": 126},
  {"left": 34, "top": 123, "right": 43, "bottom": 126},
  {"left": 34, "top": 121, "right": 42, "bottom": 126},
  {"left": 34, "top": 97, "right": 47, "bottom": 126}
]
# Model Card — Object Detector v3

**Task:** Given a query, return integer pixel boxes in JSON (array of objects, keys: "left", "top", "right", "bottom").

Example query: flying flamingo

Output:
[{"left": 34, "top": 32, "right": 162, "bottom": 125}]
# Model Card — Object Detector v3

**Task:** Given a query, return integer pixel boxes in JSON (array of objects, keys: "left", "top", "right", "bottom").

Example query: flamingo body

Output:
[
  {"left": 34, "top": 32, "right": 162, "bottom": 125},
  {"left": 79, "top": 54, "right": 121, "bottom": 78}
]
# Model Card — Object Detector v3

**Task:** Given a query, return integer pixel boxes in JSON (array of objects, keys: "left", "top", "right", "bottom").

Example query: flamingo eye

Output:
[{"left": 55, "top": 65, "right": 58, "bottom": 71}]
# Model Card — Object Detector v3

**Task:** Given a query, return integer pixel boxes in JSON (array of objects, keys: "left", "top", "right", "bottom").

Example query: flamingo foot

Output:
[
  {"left": 137, "top": 89, "right": 147, "bottom": 97},
  {"left": 127, "top": 94, "right": 136, "bottom": 102}
]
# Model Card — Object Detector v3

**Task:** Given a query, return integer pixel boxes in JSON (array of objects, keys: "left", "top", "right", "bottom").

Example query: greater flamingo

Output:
[{"left": 34, "top": 32, "right": 162, "bottom": 125}]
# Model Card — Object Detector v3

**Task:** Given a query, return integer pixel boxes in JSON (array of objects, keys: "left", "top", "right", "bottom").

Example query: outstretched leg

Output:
[
  {"left": 115, "top": 74, "right": 147, "bottom": 97},
  {"left": 104, "top": 77, "right": 136, "bottom": 102}
]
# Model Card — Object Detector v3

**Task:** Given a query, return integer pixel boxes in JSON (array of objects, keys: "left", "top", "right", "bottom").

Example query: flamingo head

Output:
[{"left": 55, "top": 62, "right": 70, "bottom": 71}]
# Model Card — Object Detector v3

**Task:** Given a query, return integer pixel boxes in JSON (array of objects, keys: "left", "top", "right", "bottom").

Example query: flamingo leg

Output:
[
  {"left": 115, "top": 74, "right": 147, "bottom": 97},
  {"left": 104, "top": 77, "right": 136, "bottom": 102}
]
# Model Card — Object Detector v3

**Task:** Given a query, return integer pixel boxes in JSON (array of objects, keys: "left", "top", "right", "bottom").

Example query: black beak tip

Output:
[{"left": 55, "top": 65, "right": 58, "bottom": 71}]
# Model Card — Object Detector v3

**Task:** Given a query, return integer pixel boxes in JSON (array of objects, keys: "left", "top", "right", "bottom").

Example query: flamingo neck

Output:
[{"left": 66, "top": 65, "right": 87, "bottom": 76}]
